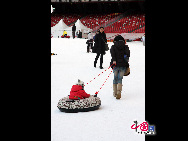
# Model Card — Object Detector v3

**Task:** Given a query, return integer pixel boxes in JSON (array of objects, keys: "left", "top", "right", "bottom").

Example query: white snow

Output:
[{"left": 51, "top": 38, "right": 145, "bottom": 141}]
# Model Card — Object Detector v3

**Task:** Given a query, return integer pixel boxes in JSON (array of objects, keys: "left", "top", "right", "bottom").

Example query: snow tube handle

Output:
[{"left": 66, "top": 99, "right": 75, "bottom": 102}]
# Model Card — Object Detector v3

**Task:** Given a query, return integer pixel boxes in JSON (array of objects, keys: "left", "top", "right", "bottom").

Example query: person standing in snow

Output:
[
  {"left": 93, "top": 27, "right": 107, "bottom": 69},
  {"left": 92, "top": 30, "right": 99, "bottom": 53},
  {"left": 76, "top": 30, "right": 80, "bottom": 38},
  {"left": 86, "top": 32, "right": 93, "bottom": 53},
  {"left": 110, "top": 35, "right": 130, "bottom": 99},
  {"left": 142, "top": 34, "right": 145, "bottom": 46},
  {"left": 72, "top": 24, "right": 76, "bottom": 39}
]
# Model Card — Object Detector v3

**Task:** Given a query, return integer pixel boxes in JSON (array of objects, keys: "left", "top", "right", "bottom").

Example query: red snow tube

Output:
[{"left": 61, "top": 35, "right": 70, "bottom": 38}]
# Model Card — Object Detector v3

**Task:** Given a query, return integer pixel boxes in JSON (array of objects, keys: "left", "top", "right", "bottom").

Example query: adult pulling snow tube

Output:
[{"left": 57, "top": 95, "right": 101, "bottom": 113}]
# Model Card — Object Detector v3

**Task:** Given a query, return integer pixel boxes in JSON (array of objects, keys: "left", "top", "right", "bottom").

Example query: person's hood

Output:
[{"left": 114, "top": 41, "right": 125, "bottom": 50}]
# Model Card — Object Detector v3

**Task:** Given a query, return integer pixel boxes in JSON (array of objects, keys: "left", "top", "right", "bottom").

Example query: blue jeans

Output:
[{"left": 113, "top": 67, "right": 126, "bottom": 84}]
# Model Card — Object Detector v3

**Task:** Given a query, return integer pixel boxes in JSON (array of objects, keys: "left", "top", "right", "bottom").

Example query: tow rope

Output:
[{"left": 84, "top": 64, "right": 116, "bottom": 95}]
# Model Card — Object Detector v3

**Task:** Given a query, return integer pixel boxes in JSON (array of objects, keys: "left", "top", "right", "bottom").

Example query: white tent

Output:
[
  {"left": 75, "top": 19, "right": 93, "bottom": 38},
  {"left": 63, "top": 19, "right": 93, "bottom": 38},
  {"left": 75, "top": 19, "right": 92, "bottom": 32},
  {"left": 51, "top": 19, "right": 69, "bottom": 38},
  {"left": 51, "top": 19, "right": 93, "bottom": 38}
]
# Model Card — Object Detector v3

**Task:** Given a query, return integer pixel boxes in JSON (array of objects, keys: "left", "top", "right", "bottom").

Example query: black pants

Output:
[
  {"left": 87, "top": 43, "right": 93, "bottom": 53},
  {"left": 72, "top": 31, "right": 75, "bottom": 39},
  {"left": 94, "top": 53, "right": 103, "bottom": 67}
]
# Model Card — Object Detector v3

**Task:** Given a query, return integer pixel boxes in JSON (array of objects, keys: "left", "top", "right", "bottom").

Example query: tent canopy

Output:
[
  {"left": 65, "top": 19, "right": 92, "bottom": 32},
  {"left": 51, "top": 19, "right": 93, "bottom": 38},
  {"left": 51, "top": 19, "right": 69, "bottom": 32}
]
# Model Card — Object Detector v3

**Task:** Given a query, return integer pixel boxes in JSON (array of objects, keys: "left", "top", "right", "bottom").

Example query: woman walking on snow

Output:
[
  {"left": 93, "top": 27, "right": 107, "bottom": 69},
  {"left": 110, "top": 35, "right": 130, "bottom": 99}
]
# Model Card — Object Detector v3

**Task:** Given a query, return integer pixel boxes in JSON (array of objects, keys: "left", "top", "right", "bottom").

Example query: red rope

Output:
[
  {"left": 84, "top": 64, "right": 116, "bottom": 95},
  {"left": 95, "top": 64, "right": 116, "bottom": 94},
  {"left": 84, "top": 64, "right": 114, "bottom": 86}
]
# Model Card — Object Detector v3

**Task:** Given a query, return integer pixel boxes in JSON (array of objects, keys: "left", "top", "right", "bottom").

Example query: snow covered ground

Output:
[{"left": 51, "top": 38, "right": 145, "bottom": 141}]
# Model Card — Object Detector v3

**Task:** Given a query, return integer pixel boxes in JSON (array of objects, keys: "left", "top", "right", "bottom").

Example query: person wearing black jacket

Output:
[
  {"left": 93, "top": 27, "right": 107, "bottom": 69},
  {"left": 72, "top": 24, "right": 76, "bottom": 39},
  {"left": 110, "top": 35, "right": 130, "bottom": 99}
]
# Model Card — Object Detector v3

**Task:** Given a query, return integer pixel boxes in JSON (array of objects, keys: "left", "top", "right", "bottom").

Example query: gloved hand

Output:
[
  {"left": 124, "top": 55, "right": 129, "bottom": 62},
  {"left": 111, "top": 63, "right": 116, "bottom": 69}
]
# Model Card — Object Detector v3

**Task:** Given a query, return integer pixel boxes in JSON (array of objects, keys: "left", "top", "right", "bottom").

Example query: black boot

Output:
[
  {"left": 100, "top": 66, "right": 103, "bottom": 69},
  {"left": 99, "top": 61, "right": 103, "bottom": 69}
]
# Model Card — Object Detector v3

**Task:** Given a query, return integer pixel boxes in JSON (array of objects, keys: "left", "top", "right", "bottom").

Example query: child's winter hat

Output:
[{"left": 76, "top": 79, "right": 84, "bottom": 89}]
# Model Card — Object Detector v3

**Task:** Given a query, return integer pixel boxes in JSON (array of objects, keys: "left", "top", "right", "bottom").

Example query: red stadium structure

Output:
[{"left": 51, "top": 0, "right": 145, "bottom": 40}]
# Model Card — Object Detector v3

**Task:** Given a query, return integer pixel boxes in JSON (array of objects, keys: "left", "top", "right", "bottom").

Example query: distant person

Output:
[
  {"left": 110, "top": 35, "right": 130, "bottom": 99},
  {"left": 76, "top": 30, "right": 81, "bottom": 38},
  {"left": 93, "top": 27, "right": 107, "bottom": 69},
  {"left": 86, "top": 32, "right": 93, "bottom": 53},
  {"left": 92, "top": 29, "right": 99, "bottom": 53},
  {"left": 76, "top": 30, "right": 79, "bottom": 38},
  {"left": 63, "top": 30, "right": 67, "bottom": 37},
  {"left": 93, "top": 29, "right": 99, "bottom": 48},
  {"left": 93, "top": 29, "right": 99, "bottom": 41},
  {"left": 142, "top": 34, "right": 145, "bottom": 46},
  {"left": 72, "top": 24, "right": 76, "bottom": 39}
]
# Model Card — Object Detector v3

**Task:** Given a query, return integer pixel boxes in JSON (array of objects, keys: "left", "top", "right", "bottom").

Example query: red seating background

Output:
[{"left": 51, "top": 13, "right": 145, "bottom": 33}]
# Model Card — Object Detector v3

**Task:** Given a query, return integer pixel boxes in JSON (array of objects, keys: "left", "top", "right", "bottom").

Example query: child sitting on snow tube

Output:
[
  {"left": 57, "top": 79, "right": 101, "bottom": 112},
  {"left": 69, "top": 79, "right": 90, "bottom": 100},
  {"left": 69, "top": 85, "right": 90, "bottom": 100}
]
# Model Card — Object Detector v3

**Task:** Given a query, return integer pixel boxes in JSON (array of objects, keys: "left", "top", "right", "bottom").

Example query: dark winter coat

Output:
[
  {"left": 93, "top": 32, "right": 107, "bottom": 55},
  {"left": 69, "top": 85, "right": 90, "bottom": 100},
  {"left": 110, "top": 41, "right": 130, "bottom": 68},
  {"left": 72, "top": 25, "right": 76, "bottom": 31}
]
